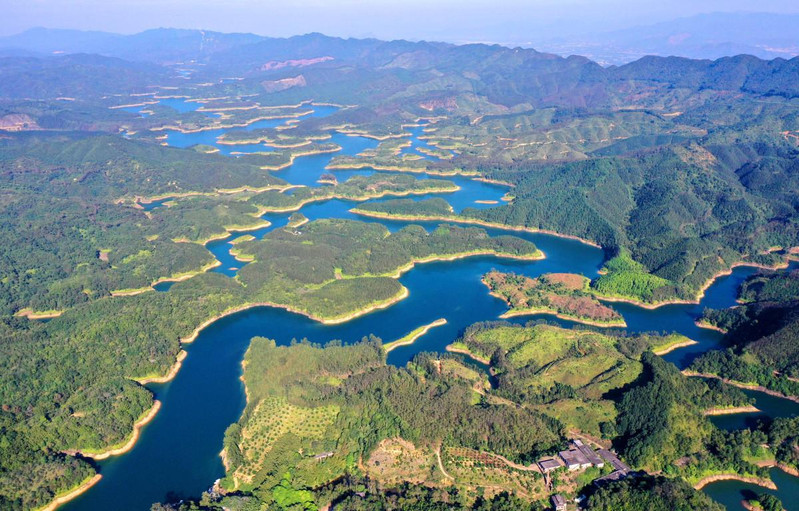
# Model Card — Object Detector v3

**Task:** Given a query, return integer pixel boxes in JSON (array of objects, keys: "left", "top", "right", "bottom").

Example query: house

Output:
[
  {"left": 597, "top": 448, "right": 630, "bottom": 473},
  {"left": 559, "top": 448, "right": 591, "bottom": 471},
  {"left": 538, "top": 457, "right": 563, "bottom": 473},
  {"left": 573, "top": 440, "right": 604, "bottom": 468},
  {"left": 313, "top": 451, "right": 334, "bottom": 461},
  {"left": 551, "top": 494, "right": 567, "bottom": 511}
]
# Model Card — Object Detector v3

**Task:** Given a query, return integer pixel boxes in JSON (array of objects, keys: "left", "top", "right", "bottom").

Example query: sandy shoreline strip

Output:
[
  {"left": 694, "top": 320, "right": 728, "bottom": 334},
  {"left": 126, "top": 184, "right": 298, "bottom": 206},
  {"left": 14, "top": 308, "right": 63, "bottom": 319},
  {"left": 254, "top": 185, "right": 461, "bottom": 214},
  {"left": 703, "top": 405, "right": 760, "bottom": 416},
  {"left": 683, "top": 371, "right": 799, "bottom": 404},
  {"left": 384, "top": 318, "right": 448, "bottom": 353},
  {"left": 445, "top": 345, "right": 491, "bottom": 365},
  {"left": 498, "top": 305, "right": 627, "bottom": 328},
  {"left": 473, "top": 177, "right": 514, "bottom": 187},
  {"left": 180, "top": 287, "right": 411, "bottom": 344},
  {"left": 382, "top": 249, "right": 544, "bottom": 279},
  {"left": 150, "top": 111, "right": 313, "bottom": 134},
  {"left": 327, "top": 161, "right": 473, "bottom": 176},
  {"left": 68, "top": 400, "right": 162, "bottom": 461},
  {"left": 350, "top": 209, "right": 602, "bottom": 248},
  {"left": 693, "top": 473, "right": 777, "bottom": 490},
  {"left": 37, "top": 474, "right": 103, "bottom": 511},
  {"left": 135, "top": 350, "right": 188, "bottom": 385},
  {"left": 653, "top": 339, "right": 699, "bottom": 356}
]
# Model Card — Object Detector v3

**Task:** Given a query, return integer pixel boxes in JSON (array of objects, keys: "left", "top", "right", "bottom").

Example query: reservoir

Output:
[{"left": 61, "top": 105, "right": 799, "bottom": 511}]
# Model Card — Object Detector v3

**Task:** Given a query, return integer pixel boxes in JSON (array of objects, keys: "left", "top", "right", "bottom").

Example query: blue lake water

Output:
[
  {"left": 138, "top": 198, "right": 171, "bottom": 211},
  {"left": 710, "top": 388, "right": 799, "bottom": 431},
  {"left": 62, "top": 106, "right": 799, "bottom": 511},
  {"left": 157, "top": 97, "right": 200, "bottom": 113},
  {"left": 703, "top": 468, "right": 799, "bottom": 511}
]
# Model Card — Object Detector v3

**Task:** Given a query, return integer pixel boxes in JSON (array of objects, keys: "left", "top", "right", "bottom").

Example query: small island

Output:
[
  {"left": 742, "top": 493, "right": 786, "bottom": 511},
  {"left": 249, "top": 173, "right": 460, "bottom": 213},
  {"left": 483, "top": 271, "right": 626, "bottom": 327},
  {"left": 382, "top": 318, "right": 448, "bottom": 353},
  {"left": 327, "top": 137, "right": 477, "bottom": 176}
]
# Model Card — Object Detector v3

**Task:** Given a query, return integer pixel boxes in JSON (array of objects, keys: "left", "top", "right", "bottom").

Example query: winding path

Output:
[{"left": 435, "top": 446, "right": 455, "bottom": 481}]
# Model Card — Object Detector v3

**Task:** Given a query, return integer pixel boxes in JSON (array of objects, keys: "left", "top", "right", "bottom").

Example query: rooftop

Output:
[
  {"left": 576, "top": 443, "right": 604, "bottom": 466},
  {"left": 597, "top": 448, "right": 630, "bottom": 473},
  {"left": 539, "top": 458, "right": 563, "bottom": 472},
  {"left": 559, "top": 448, "right": 590, "bottom": 467}
]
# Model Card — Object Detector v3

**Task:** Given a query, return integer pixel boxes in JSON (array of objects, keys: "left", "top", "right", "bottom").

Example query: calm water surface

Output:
[
  {"left": 710, "top": 388, "right": 799, "bottom": 431},
  {"left": 703, "top": 468, "right": 799, "bottom": 511},
  {"left": 62, "top": 104, "right": 799, "bottom": 510}
]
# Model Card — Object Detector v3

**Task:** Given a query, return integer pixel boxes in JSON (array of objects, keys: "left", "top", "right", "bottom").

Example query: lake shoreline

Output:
[
  {"left": 65, "top": 400, "right": 162, "bottom": 461},
  {"left": 445, "top": 344, "right": 491, "bottom": 365},
  {"left": 703, "top": 405, "right": 760, "bottom": 416},
  {"left": 150, "top": 111, "right": 314, "bottom": 134},
  {"left": 135, "top": 350, "right": 188, "bottom": 385},
  {"left": 218, "top": 132, "right": 332, "bottom": 146},
  {"left": 683, "top": 371, "right": 799, "bottom": 404},
  {"left": 180, "top": 287, "right": 411, "bottom": 344},
  {"left": 653, "top": 339, "right": 699, "bottom": 356},
  {"left": 694, "top": 320, "right": 728, "bottom": 334},
  {"left": 14, "top": 308, "right": 63, "bottom": 319},
  {"left": 254, "top": 145, "right": 343, "bottom": 170},
  {"left": 694, "top": 473, "right": 777, "bottom": 490},
  {"left": 327, "top": 161, "right": 477, "bottom": 177},
  {"left": 383, "top": 318, "right": 448, "bottom": 353},
  {"left": 123, "top": 183, "right": 296, "bottom": 206},
  {"left": 496, "top": 302, "right": 627, "bottom": 328},
  {"left": 353, "top": 209, "right": 793, "bottom": 310},
  {"left": 588, "top": 259, "right": 791, "bottom": 310},
  {"left": 472, "top": 177, "right": 513, "bottom": 187},
  {"left": 255, "top": 185, "right": 461, "bottom": 214},
  {"left": 110, "top": 259, "right": 223, "bottom": 297},
  {"left": 174, "top": 220, "right": 273, "bottom": 245},
  {"left": 382, "top": 249, "right": 545, "bottom": 279},
  {"left": 36, "top": 474, "right": 103, "bottom": 511},
  {"left": 349, "top": 209, "right": 603, "bottom": 249},
  {"left": 179, "top": 247, "right": 541, "bottom": 345}
]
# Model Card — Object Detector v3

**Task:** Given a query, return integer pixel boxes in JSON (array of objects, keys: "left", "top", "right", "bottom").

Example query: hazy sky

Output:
[{"left": 4, "top": 0, "right": 799, "bottom": 43}]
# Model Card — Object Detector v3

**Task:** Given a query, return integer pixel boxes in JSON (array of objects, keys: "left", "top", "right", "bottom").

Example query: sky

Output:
[{"left": 3, "top": 0, "right": 799, "bottom": 43}]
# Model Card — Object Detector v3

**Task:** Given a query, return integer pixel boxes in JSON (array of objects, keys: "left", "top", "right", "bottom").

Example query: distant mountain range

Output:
[
  {"left": 2, "top": 11, "right": 797, "bottom": 67},
  {"left": 0, "top": 27, "right": 264, "bottom": 64},
  {"left": 533, "top": 12, "right": 799, "bottom": 65},
  {"left": 1, "top": 29, "right": 797, "bottom": 103}
]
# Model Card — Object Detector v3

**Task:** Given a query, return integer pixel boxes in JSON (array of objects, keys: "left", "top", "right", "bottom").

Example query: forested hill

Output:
[{"left": 0, "top": 54, "right": 173, "bottom": 99}]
